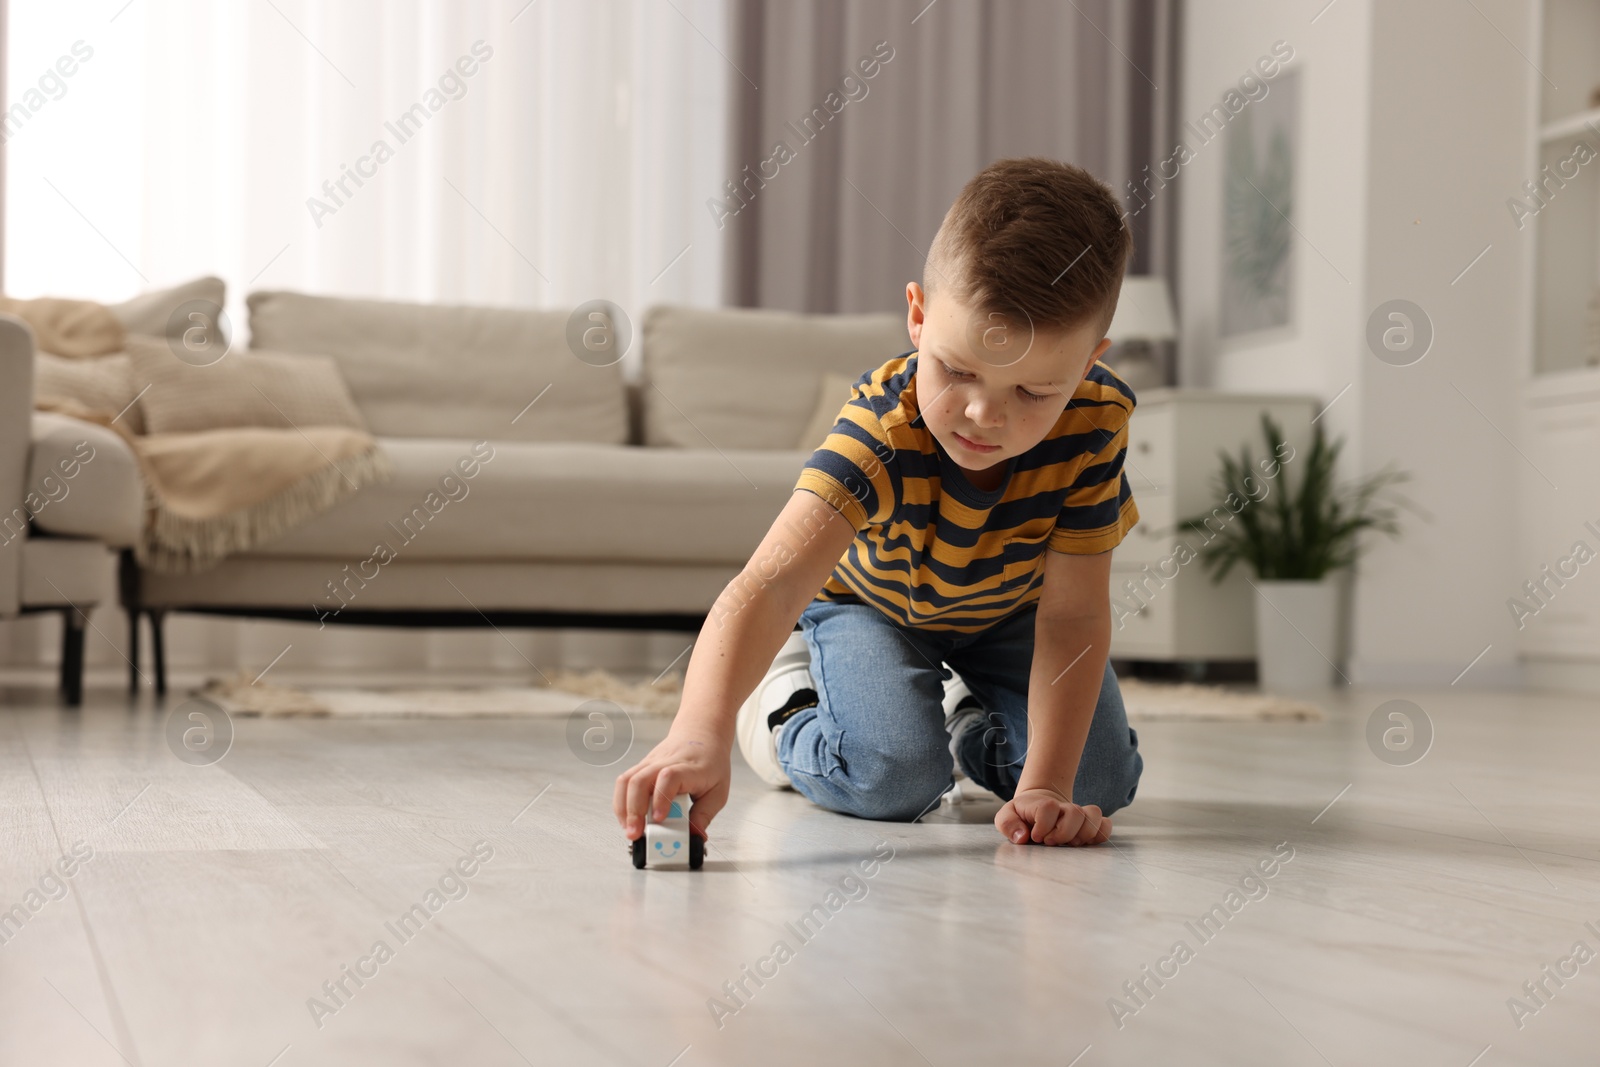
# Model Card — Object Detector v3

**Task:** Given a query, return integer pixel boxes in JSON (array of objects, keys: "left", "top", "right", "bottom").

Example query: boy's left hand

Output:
[{"left": 996, "top": 787, "right": 1112, "bottom": 846}]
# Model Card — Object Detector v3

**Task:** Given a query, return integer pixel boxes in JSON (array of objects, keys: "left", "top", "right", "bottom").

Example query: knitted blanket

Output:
[
  {"left": 12, "top": 291, "right": 390, "bottom": 571},
  {"left": 36, "top": 394, "right": 390, "bottom": 575},
  {"left": 0, "top": 295, "right": 125, "bottom": 358}
]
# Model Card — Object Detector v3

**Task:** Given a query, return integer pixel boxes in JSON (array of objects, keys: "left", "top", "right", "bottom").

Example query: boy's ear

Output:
[
  {"left": 1085, "top": 337, "right": 1113, "bottom": 376},
  {"left": 905, "top": 282, "right": 926, "bottom": 347}
]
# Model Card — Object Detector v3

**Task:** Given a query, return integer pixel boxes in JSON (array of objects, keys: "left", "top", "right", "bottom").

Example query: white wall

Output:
[
  {"left": 1352, "top": 0, "right": 1531, "bottom": 687},
  {"left": 1177, "top": 0, "right": 1373, "bottom": 428},
  {"left": 1180, "top": 0, "right": 1529, "bottom": 687}
]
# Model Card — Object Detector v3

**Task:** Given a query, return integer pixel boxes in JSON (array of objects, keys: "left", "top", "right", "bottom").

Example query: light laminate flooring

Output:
[{"left": 3, "top": 681, "right": 1599, "bottom": 1066}]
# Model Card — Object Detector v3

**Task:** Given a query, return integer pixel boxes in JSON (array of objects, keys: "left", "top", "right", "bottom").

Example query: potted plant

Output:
[{"left": 1181, "top": 414, "right": 1411, "bottom": 691}]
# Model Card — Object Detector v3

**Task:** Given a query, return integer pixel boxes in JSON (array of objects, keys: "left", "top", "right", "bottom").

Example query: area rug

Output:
[
  {"left": 194, "top": 667, "right": 684, "bottom": 718},
  {"left": 193, "top": 669, "right": 1322, "bottom": 721},
  {"left": 1116, "top": 677, "right": 1322, "bottom": 721}
]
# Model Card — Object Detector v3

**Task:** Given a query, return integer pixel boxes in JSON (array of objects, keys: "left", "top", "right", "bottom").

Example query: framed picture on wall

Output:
[{"left": 1219, "top": 68, "right": 1299, "bottom": 340}]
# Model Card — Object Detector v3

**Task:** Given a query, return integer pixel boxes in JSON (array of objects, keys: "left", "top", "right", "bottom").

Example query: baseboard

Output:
[
  {"left": 1522, "top": 658, "right": 1600, "bottom": 696},
  {"left": 1346, "top": 658, "right": 1526, "bottom": 690}
]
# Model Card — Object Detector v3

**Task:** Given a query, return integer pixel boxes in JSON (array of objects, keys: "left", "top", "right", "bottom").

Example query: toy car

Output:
[{"left": 630, "top": 793, "right": 705, "bottom": 870}]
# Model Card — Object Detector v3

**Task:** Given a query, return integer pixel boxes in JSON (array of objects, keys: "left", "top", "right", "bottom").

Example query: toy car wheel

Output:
[
  {"left": 689, "top": 833, "right": 705, "bottom": 870},
  {"left": 631, "top": 836, "right": 646, "bottom": 869}
]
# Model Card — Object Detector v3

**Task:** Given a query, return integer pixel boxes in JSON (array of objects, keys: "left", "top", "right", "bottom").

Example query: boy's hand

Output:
[
  {"left": 996, "top": 787, "right": 1112, "bottom": 846},
  {"left": 613, "top": 729, "right": 730, "bottom": 841}
]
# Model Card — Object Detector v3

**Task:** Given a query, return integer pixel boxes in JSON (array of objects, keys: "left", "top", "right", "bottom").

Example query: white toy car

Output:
[{"left": 630, "top": 793, "right": 704, "bottom": 870}]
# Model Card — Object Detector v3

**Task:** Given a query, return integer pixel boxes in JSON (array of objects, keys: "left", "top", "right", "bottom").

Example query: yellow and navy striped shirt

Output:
[{"left": 794, "top": 352, "right": 1139, "bottom": 634}]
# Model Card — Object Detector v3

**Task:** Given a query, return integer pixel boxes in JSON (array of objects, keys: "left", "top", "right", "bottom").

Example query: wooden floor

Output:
[{"left": 3, "top": 680, "right": 1599, "bottom": 1066}]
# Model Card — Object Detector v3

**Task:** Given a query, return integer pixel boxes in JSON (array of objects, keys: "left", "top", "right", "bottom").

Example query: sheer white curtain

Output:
[
  {"left": 4, "top": 0, "right": 731, "bottom": 680},
  {"left": 6, "top": 0, "right": 728, "bottom": 371}
]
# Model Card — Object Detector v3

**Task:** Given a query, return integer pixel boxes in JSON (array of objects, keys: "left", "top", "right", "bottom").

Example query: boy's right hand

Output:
[{"left": 613, "top": 729, "right": 730, "bottom": 841}]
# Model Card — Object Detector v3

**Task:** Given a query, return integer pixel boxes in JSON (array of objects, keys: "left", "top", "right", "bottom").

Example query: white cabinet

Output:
[
  {"left": 1518, "top": 371, "right": 1600, "bottom": 684},
  {"left": 1109, "top": 390, "right": 1317, "bottom": 662}
]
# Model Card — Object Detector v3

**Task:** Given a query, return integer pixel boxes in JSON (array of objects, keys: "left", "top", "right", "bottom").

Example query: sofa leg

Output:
[
  {"left": 127, "top": 607, "right": 141, "bottom": 693},
  {"left": 60, "top": 607, "right": 86, "bottom": 707},
  {"left": 118, "top": 549, "right": 143, "bottom": 694},
  {"left": 150, "top": 609, "right": 168, "bottom": 698}
]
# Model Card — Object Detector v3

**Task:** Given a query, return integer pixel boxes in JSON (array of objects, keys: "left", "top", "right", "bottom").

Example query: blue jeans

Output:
[{"left": 776, "top": 597, "right": 1144, "bottom": 822}]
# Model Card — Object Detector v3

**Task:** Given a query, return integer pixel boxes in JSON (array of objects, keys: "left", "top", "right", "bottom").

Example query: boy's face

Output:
[{"left": 906, "top": 281, "right": 1113, "bottom": 477}]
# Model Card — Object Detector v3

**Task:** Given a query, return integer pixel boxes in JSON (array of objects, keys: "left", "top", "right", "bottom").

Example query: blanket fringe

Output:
[{"left": 137, "top": 444, "right": 394, "bottom": 574}]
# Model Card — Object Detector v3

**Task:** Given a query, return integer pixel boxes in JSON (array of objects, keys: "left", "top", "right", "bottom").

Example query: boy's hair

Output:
[{"left": 924, "top": 156, "right": 1134, "bottom": 338}]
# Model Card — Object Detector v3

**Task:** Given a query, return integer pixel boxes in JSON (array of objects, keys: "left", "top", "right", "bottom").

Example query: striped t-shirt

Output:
[{"left": 793, "top": 351, "right": 1139, "bottom": 634}]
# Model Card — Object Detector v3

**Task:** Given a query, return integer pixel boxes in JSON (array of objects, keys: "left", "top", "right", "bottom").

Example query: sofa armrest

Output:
[
  {"left": 30, "top": 412, "right": 143, "bottom": 548},
  {"left": 0, "top": 314, "right": 36, "bottom": 616}
]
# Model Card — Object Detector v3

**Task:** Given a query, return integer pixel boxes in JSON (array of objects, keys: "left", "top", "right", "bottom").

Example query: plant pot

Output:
[{"left": 1253, "top": 579, "right": 1340, "bottom": 691}]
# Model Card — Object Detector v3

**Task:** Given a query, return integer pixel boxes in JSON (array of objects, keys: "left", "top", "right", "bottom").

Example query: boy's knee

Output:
[
  {"left": 828, "top": 753, "right": 951, "bottom": 822},
  {"left": 1078, "top": 741, "right": 1143, "bottom": 816},
  {"left": 836, "top": 792, "right": 949, "bottom": 822},
  {"left": 842, "top": 783, "right": 949, "bottom": 822}
]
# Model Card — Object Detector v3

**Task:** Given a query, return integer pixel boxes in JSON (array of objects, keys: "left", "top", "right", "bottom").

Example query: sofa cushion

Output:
[
  {"left": 251, "top": 438, "right": 808, "bottom": 565},
  {"left": 109, "top": 276, "right": 227, "bottom": 338},
  {"left": 247, "top": 290, "right": 628, "bottom": 445},
  {"left": 641, "top": 305, "right": 909, "bottom": 449},
  {"left": 138, "top": 557, "right": 738, "bottom": 615}
]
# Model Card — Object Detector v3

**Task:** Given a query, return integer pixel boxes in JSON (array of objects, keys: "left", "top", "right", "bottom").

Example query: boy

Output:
[{"left": 614, "top": 157, "right": 1143, "bottom": 848}]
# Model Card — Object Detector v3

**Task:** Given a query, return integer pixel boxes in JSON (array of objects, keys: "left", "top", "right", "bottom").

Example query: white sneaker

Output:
[
  {"left": 941, "top": 667, "right": 984, "bottom": 781},
  {"left": 735, "top": 631, "right": 816, "bottom": 789},
  {"left": 939, "top": 778, "right": 1002, "bottom": 808}
]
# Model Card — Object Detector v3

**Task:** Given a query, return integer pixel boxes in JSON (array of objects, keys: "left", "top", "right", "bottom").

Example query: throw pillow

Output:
[
  {"left": 34, "top": 350, "right": 146, "bottom": 434},
  {"left": 126, "top": 336, "right": 368, "bottom": 435},
  {"left": 796, "top": 370, "right": 864, "bottom": 451}
]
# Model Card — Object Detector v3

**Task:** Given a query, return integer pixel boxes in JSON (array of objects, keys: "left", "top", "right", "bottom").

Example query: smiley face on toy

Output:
[{"left": 630, "top": 792, "right": 705, "bottom": 870}]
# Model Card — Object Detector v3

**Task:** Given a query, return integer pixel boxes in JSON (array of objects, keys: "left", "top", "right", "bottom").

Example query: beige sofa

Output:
[
  {"left": 1, "top": 283, "right": 163, "bottom": 703},
  {"left": 5, "top": 289, "right": 909, "bottom": 696}
]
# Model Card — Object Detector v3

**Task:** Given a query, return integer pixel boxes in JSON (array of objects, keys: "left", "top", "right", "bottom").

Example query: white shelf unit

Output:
[
  {"left": 1531, "top": 2, "right": 1600, "bottom": 377},
  {"left": 1520, "top": 1, "right": 1600, "bottom": 691}
]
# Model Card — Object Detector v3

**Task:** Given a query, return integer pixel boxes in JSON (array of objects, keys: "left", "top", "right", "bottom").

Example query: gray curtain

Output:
[{"left": 722, "top": 0, "right": 1181, "bottom": 319}]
